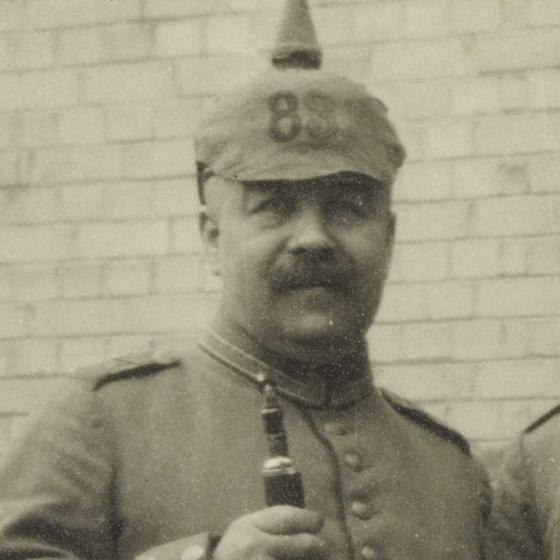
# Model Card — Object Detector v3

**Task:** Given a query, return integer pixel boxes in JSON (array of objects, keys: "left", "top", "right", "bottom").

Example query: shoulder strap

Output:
[
  {"left": 525, "top": 403, "right": 560, "bottom": 434},
  {"left": 69, "top": 349, "right": 181, "bottom": 391},
  {"left": 381, "top": 388, "right": 471, "bottom": 456}
]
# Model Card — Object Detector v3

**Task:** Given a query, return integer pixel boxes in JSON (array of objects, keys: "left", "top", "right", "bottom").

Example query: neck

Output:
[{"left": 211, "top": 310, "right": 371, "bottom": 384}]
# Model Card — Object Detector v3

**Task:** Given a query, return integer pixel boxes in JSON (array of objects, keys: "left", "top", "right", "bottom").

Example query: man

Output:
[
  {"left": 489, "top": 405, "right": 560, "bottom": 560},
  {"left": 0, "top": 2, "right": 491, "bottom": 559}
]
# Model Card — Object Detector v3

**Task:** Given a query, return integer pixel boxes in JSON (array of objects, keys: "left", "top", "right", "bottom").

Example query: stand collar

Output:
[{"left": 198, "top": 322, "right": 373, "bottom": 409}]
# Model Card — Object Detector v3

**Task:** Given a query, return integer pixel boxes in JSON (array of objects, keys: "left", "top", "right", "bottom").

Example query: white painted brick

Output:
[
  {"left": 11, "top": 264, "right": 58, "bottom": 301},
  {"left": 33, "top": 146, "right": 122, "bottom": 184},
  {"left": 143, "top": 0, "right": 223, "bottom": 18},
  {"left": 205, "top": 16, "right": 254, "bottom": 54},
  {"left": 0, "top": 70, "right": 78, "bottom": 110},
  {"left": 0, "top": 31, "right": 54, "bottom": 70},
  {"left": 83, "top": 63, "right": 173, "bottom": 104},
  {"left": 395, "top": 124, "right": 424, "bottom": 161},
  {"left": 501, "top": 241, "right": 530, "bottom": 278},
  {"left": 476, "top": 277, "right": 560, "bottom": 317},
  {"left": 366, "top": 324, "right": 402, "bottom": 364},
  {"left": 0, "top": 1, "right": 26, "bottom": 31},
  {"left": 154, "top": 255, "right": 203, "bottom": 293},
  {"left": 103, "top": 259, "right": 152, "bottom": 296},
  {"left": 0, "top": 268, "right": 12, "bottom": 301},
  {"left": 59, "top": 108, "right": 105, "bottom": 145},
  {"left": 77, "top": 220, "right": 168, "bottom": 259},
  {"left": 529, "top": 70, "right": 560, "bottom": 109},
  {"left": 0, "top": 152, "right": 20, "bottom": 186},
  {"left": 177, "top": 57, "right": 263, "bottom": 96},
  {"left": 60, "top": 264, "right": 103, "bottom": 298},
  {"left": 227, "top": 0, "right": 277, "bottom": 10},
  {"left": 376, "top": 363, "right": 475, "bottom": 401},
  {"left": 500, "top": 75, "right": 528, "bottom": 111},
  {"left": 0, "top": 115, "right": 15, "bottom": 148},
  {"left": 313, "top": 7, "right": 354, "bottom": 46},
  {"left": 396, "top": 201, "right": 470, "bottom": 241},
  {"left": 123, "top": 294, "right": 217, "bottom": 334},
  {"left": 123, "top": 140, "right": 196, "bottom": 179},
  {"left": 0, "top": 224, "right": 75, "bottom": 263},
  {"left": 388, "top": 80, "right": 450, "bottom": 121},
  {"left": 370, "top": 39, "right": 469, "bottom": 81},
  {"left": 103, "top": 182, "right": 154, "bottom": 220},
  {"left": 451, "top": 78, "right": 500, "bottom": 116},
  {"left": 155, "top": 20, "right": 201, "bottom": 57},
  {"left": 396, "top": 161, "right": 452, "bottom": 201},
  {"left": 528, "top": 318, "right": 560, "bottom": 356},
  {"left": 451, "top": 0, "right": 501, "bottom": 32},
  {"left": 106, "top": 23, "right": 151, "bottom": 61},
  {"left": 59, "top": 338, "right": 107, "bottom": 371},
  {"left": 376, "top": 284, "right": 426, "bottom": 323},
  {"left": 475, "top": 359, "right": 560, "bottom": 399},
  {"left": 170, "top": 216, "right": 202, "bottom": 254},
  {"left": 528, "top": 235, "right": 560, "bottom": 275},
  {"left": 451, "top": 239, "right": 500, "bottom": 279},
  {"left": 474, "top": 30, "right": 560, "bottom": 72},
  {"left": 499, "top": 163, "right": 530, "bottom": 196},
  {"left": 0, "top": 187, "right": 57, "bottom": 224},
  {"left": 529, "top": 0, "right": 560, "bottom": 25},
  {"left": 28, "top": 0, "right": 140, "bottom": 29},
  {"left": 17, "top": 111, "right": 58, "bottom": 147},
  {"left": 0, "top": 339, "right": 58, "bottom": 376},
  {"left": 424, "top": 121, "right": 472, "bottom": 158},
  {"left": 476, "top": 113, "right": 560, "bottom": 155},
  {"left": 352, "top": 3, "right": 401, "bottom": 42},
  {"left": 397, "top": 242, "right": 448, "bottom": 281},
  {"left": 425, "top": 281, "right": 474, "bottom": 319},
  {"left": 528, "top": 154, "right": 560, "bottom": 193},
  {"left": 105, "top": 105, "right": 152, "bottom": 142},
  {"left": 451, "top": 319, "right": 501, "bottom": 360},
  {"left": 403, "top": 0, "right": 450, "bottom": 38},
  {"left": 57, "top": 27, "right": 104, "bottom": 65},
  {"left": 453, "top": 160, "right": 502, "bottom": 199},
  {"left": 153, "top": 178, "right": 200, "bottom": 217},
  {"left": 33, "top": 299, "right": 127, "bottom": 336},
  {"left": 445, "top": 400, "right": 505, "bottom": 441},
  {"left": 474, "top": 194, "right": 560, "bottom": 236},
  {"left": 153, "top": 100, "right": 203, "bottom": 139},
  {"left": 59, "top": 184, "right": 104, "bottom": 220},
  {"left": 400, "top": 322, "right": 451, "bottom": 361},
  {"left": 502, "top": 319, "right": 530, "bottom": 359},
  {"left": 0, "top": 303, "right": 31, "bottom": 338},
  {"left": 502, "top": 0, "right": 531, "bottom": 29},
  {"left": 105, "top": 335, "right": 155, "bottom": 359}
]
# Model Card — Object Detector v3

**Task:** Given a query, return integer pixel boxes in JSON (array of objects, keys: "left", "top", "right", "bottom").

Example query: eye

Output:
[{"left": 250, "top": 196, "right": 289, "bottom": 215}]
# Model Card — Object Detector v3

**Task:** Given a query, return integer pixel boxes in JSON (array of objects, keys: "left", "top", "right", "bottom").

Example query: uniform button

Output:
[
  {"left": 361, "top": 545, "right": 380, "bottom": 560},
  {"left": 324, "top": 422, "right": 348, "bottom": 435},
  {"left": 181, "top": 545, "right": 205, "bottom": 560},
  {"left": 351, "top": 501, "right": 371, "bottom": 519},
  {"left": 344, "top": 453, "right": 362, "bottom": 470}
]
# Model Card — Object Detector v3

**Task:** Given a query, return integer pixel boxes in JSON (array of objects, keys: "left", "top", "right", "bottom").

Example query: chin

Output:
[{"left": 281, "top": 314, "right": 355, "bottom": 347}]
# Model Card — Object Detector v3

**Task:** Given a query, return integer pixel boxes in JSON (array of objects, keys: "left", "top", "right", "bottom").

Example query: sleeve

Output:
[
  {"left": 485, "top": 437, "right": 546, "bottom": 560},
  {"left": 0, "top": 381, "right": 116, "bottom": 559},
  {"left": 136, "top": 532, "right": 221, "bottom": 560}
]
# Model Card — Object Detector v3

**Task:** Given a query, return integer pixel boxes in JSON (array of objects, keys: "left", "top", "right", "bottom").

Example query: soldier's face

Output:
[{"left": 200, "top": 173, "right": 394, "bottom": 362}]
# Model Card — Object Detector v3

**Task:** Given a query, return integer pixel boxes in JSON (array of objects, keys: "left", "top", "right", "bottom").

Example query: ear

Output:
[{"left": 199, "top": 205, "right": 221, "bottom": 276}]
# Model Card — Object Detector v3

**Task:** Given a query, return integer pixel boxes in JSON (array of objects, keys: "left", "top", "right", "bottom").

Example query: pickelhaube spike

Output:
[{"left": 271, "top": 0, "right": 322, "bottom": 69}]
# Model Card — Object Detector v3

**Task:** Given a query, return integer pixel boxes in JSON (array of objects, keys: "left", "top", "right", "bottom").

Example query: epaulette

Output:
[
  {"left": 524, "top": 403, "right": 560, "bottom": 434},
  {"left": 70, "top": 349, "right": 182, "bottom": 391},
  {"left": 381, "top": 388, "right": 471, "bottom": 456}
]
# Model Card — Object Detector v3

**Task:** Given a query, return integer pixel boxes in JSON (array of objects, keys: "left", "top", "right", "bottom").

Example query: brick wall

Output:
[{"left": 0, "top": 0, "right": 559, "bottom": 455}]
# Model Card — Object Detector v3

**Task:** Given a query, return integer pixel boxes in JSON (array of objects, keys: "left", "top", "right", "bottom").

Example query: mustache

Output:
[{"left": 270, "top": 259, "right": 352, "bottom": 292}]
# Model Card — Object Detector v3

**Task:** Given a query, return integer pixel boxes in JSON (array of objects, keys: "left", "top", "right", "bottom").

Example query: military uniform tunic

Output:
[
  {"left": 0, "top": 330, "right": 490, "bottom": 560},
  {"left": 490, "top": 405, "right": 560, "bottom": 560}
]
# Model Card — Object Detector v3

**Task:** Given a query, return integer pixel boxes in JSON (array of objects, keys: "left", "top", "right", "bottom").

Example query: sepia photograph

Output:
[{"left": 0, "top": 0, "right": 559, "bottom": 558}]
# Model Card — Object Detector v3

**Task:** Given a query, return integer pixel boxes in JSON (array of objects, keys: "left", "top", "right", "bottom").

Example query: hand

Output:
[{"left": 214, "top": 506, "right": 327, "bottom": 560}]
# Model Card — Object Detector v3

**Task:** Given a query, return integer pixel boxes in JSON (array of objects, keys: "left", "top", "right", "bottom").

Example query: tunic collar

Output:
[{"left": 199, "top": 322, "right": 373, "bottom": 409}]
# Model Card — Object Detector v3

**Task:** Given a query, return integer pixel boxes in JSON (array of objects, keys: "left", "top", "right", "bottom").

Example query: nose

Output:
[{"left": 286, "top": 207, "right": 335, "bottom": 256}]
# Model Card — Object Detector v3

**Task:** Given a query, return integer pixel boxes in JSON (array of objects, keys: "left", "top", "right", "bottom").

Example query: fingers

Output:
[
  {"left": 248, "top": 506, "right": 324, "bottom": 536},
  {"left": 269, "top": 533, "right": 328, "bottom": 560}
]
